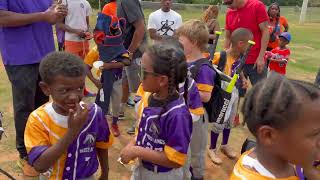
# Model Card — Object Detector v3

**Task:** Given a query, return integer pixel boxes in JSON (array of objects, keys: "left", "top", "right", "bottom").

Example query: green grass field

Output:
[{"left": 0, "top": 6, "right": 319, "bottom": 179}]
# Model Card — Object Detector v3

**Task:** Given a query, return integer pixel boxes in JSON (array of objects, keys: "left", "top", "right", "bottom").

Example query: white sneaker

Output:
[
  {"left": 221, "top": 145, "right": 237, "bottom": 159},
  {"left": 207, "top": 148, "right": 222, "bottom": 165}
]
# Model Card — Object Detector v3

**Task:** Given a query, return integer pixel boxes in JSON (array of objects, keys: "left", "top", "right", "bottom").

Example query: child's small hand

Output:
[
  {"left": 67, "top": 102, "right": 89, "bottom": 136},
  {"left": 120, "top": 143, "right": 137, "bottom": 164},
  {"left": 242, "top": 78, "right": 249, "bottom": 89},
  {"left": 73, "top": 29, "right": 86, "bottom": 38},
  {"left": 93, "top": 79, "right": 102, "bottom": 89}
]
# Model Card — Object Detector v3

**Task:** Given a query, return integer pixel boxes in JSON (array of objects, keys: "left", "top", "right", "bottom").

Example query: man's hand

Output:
[
  {"left": 43, "top": 3, "right": 67, "bottom": 25},
  {"left": 67, "top": 102, "right": 89, "bottom": 137},
  {"left": 254, "top": 55, "right": 266, "bottom": 74}
]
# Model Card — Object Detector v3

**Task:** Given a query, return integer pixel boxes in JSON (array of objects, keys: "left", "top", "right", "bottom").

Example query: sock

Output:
[
  {"left": 210, "top": 131, "right": 219, "bottom": 150},
  {"left": 112, "top": 117, "right": 118, "bottom": 125},
  {"left": 222, "top": 128, "right": 231, "bottom": 145}
]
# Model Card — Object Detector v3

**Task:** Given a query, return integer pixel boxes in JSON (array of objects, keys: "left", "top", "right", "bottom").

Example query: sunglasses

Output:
[{"left": 139, "top": 66, "right": 160, "bottom": 80}]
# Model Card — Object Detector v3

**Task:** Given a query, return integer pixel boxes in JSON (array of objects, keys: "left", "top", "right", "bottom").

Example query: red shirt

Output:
[
  {"left": 225, "top": 0, "right": 269, "bottom": 64},
  {"left": 269, "top": 47, "right": 291, "bottom": 75}
]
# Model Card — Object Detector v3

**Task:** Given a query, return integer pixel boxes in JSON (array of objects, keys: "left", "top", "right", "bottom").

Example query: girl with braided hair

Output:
[
  {"left": 120, "top": 43, "right": 192, "bottom": 179},
  {"left": 231, "top": 72, "right": 320, "bottom": 180}
]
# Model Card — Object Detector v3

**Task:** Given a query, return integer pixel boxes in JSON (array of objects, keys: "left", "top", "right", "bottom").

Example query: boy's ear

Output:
[
  {"left": 256, "top": 125, "right": 278, "bottom": 146},
  {"left": 238, "top": 40, "right": 245, "bottom": 47},
  {"left": 39, "top": 81, "right": 51, "bottom": 96}
]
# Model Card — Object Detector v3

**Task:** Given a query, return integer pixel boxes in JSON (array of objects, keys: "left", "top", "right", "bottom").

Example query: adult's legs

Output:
[
  {"left": 5, "top": 64, "right": 48, "bottom": 159},
  {"left": 123, "top": 58, "right": 141, "bottom": 134}
]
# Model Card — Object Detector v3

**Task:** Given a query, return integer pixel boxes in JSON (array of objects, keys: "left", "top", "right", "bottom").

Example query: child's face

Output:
[
  {"left": 261, "top": 100, "right": 320, "bottom": 167},
  {"left": 40, "top": 75, "right": 85, "bottom": 115},
  {"left": 279, "top": 37, "right": 289, "bottom": 47},
  {"left": 178, "top": 35, "right": 196, "bottom": 58},
  {"left": 140, "top": 53, "right": 164, "bottom": 93}
]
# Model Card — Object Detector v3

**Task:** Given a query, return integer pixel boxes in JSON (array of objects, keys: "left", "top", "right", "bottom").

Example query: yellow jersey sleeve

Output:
[
  {"left": 84, "top": 46, "right": 99, "bottom": 66},
  {"left": 24, "top": 112, "right": 51, "bottom": 165}
]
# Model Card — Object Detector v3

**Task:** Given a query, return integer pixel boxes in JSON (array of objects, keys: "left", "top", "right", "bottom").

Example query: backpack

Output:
[{"left": 190, "top": 51, "right": 232, "bottom": 124}]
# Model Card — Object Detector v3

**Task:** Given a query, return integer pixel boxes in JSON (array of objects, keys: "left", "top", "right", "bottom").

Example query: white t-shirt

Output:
[
  {"left": 147, "top": 9, "right": 182, "bottom": 37},
  {"left": 63, "top": 0, "right": 92, "bottom": 41}
]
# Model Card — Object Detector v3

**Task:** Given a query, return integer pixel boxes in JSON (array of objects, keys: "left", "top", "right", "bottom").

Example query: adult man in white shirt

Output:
[
  {"left": 148, "top": 0, "right": 182, "bottom": 41},
  {"left": 58, "top": 0, "right": 92, "bottom": 58},
  {"left": 58, "top": 0, "right": 95, "bottom": 96}
]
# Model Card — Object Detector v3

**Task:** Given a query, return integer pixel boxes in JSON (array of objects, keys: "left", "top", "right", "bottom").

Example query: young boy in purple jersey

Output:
[{"left": 24, "top": 52, "right": 113, "bottom": 180}]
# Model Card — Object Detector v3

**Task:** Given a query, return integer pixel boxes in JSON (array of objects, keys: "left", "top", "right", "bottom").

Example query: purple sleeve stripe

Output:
[{"left": 28, "top": 145, "right": 49, "bottom": 165}]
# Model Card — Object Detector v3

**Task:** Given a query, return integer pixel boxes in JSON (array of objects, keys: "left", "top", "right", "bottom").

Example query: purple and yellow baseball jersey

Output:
[
  {"left": 25, "top": 103, "right": 113, "bottom": 180},
  {"left": 188, "top": 61, "right": 215, "bottom": 94},
  {"left": 135, "top": 95, "right": 192, "bottom": 172},
  {"left": 230, "top": 150, "right": 299, "bottom": 180},
  {"left": 178, "top": 76, "right": 205, "bottom": 119},
  {"left": 135, "top": 76, "right": 204, "bottom": 124}
]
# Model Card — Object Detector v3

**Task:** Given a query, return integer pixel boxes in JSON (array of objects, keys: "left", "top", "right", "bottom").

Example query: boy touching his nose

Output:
[{"left": 24, "top": 52, "right": 113, "bottom": 180}]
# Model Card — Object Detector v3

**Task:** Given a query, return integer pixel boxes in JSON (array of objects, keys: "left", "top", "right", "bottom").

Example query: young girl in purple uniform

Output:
[{"left": 120, "top": 43, "right": 192, "bottom": 180}]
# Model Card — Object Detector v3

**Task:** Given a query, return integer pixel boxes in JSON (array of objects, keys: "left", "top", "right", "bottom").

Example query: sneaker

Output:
[
  {"left": 17, "top": 158, "right": 39, "bottom": 177},
  {"left": 126, "top": 125, "right": 135, "bottom": 135},
  {"left": 221, "top": 145, "right": 237, "bottom": 159},
  {"left": 118, "top": 112, "right": 125, "bottom": 120},
  {"left": 126, "top": 98, "right": 135, "bottom": 108},
  {"left": 111, "top": 124, "right": 120, "bottom": 137},
  {"left": 207, "top": 148, "right": 222, "bottom": 165}
]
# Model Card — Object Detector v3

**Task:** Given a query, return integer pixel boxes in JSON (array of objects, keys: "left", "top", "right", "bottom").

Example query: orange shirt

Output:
[
  {"left": 102, "top": 2, "right": 118, "bottom": 23},
  {"left": 268, "top": 16, "right": 289, "bottom": 49}
]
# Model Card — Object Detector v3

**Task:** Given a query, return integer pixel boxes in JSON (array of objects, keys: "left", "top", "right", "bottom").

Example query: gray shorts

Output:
[
  {"left": 123, "top": 58, "right": 141, "bottom": 93},
  {"left": 109, "top": 79, "right": 122, "bottom": 117},
  {"left": 131, "top": 165, "right": 183, "bottom": 180},
  {"left": 190, "top": 114, "right": 208, "bottom": 179}
]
